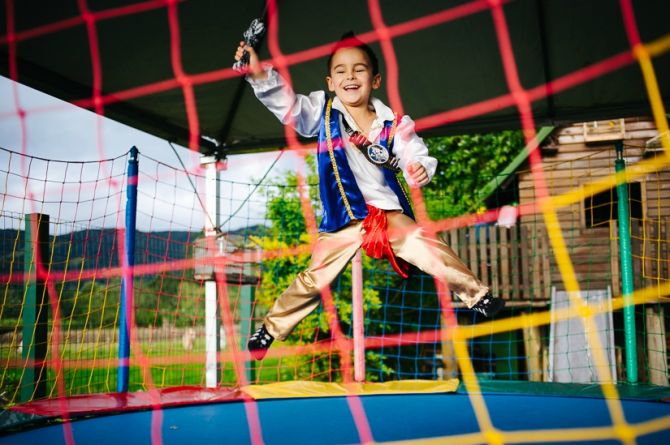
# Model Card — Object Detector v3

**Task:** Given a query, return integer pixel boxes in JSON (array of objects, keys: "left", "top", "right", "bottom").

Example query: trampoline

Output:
[
  {"left": 2, "top": 381, "right": 670, "bottom": 445},
  {"left": 2, "top": 2, "right": 670, "bottom": 445}
]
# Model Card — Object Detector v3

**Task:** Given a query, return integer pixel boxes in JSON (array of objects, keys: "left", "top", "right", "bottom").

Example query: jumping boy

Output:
[{"left": 235, "top": 34, "right": 505, "bottom": 360}]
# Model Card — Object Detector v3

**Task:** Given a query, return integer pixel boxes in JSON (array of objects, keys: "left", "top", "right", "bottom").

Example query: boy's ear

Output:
[
  {"left": 326, "top": 76, "right": 336, "bottom": 92},
  {"left": 372, "top": 73, "right": 382, "bottom": 90}
]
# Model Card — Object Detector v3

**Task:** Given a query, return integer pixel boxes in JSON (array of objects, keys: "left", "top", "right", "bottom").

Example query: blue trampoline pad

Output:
[{"left": 2, "top": 392, "right": 669, "bottom": 445}]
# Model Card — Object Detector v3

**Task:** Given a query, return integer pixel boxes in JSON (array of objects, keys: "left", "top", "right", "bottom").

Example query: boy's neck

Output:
[{"left": 342, "top": 101, "right": 376, "bottom": 122}]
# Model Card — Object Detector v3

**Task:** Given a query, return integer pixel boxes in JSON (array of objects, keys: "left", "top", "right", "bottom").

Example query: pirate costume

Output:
[{"left": 246, "top": 68, "right": 502, "bottom": 359}]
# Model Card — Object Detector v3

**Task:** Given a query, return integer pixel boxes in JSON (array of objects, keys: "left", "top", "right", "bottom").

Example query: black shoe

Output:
[
  {"left": 471, "top": 294, "right": 505, "bottom": 318},
  {"left": 248, "top": 324, "right": 274, "bottom": 360}
]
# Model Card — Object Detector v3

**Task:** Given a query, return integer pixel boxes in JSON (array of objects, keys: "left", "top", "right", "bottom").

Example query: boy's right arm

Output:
[{"left": 235, "top": 43, "right": 324, "bottom": 137}]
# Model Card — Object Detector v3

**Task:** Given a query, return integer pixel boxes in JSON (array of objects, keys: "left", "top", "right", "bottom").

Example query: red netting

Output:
[{"left": 1, "top": 1, "right": 670, "bottom": 444}]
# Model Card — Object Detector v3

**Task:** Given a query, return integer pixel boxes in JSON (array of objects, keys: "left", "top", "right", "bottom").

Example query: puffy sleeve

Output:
[
  {"left": 246, "top": 66, "right": 326, "bottom": 138},
  {"left": 392, "top": 115, "right": 438, "bottom": 186}
]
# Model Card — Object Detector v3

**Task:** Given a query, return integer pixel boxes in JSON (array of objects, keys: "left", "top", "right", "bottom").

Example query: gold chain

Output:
[
  {"left": 325, "top": 98, "right": 355, "bottom": 219},
  {"left": 387, "top": 113, "right": 413, "bottom": 211},
  {"left": 398, "top": 175, "right": 413, "bottom": 209},
  {"left": 388, "top": 113, "right": 398, "bottom": 147}
]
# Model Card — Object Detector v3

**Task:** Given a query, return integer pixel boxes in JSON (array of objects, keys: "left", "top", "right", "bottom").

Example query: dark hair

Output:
[{"left": 327, "top": 32, "right": 380, "bottom": 76}]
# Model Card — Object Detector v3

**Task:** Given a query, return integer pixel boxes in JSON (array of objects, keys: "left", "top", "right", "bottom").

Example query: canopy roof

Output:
[{"left": 1, "top": 0, "right": 668, "bottom": 157}]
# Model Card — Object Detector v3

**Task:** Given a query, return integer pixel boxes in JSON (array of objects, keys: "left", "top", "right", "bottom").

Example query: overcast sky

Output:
[{"left": 0, "top": 75, "right": 301, "bottom": 232}]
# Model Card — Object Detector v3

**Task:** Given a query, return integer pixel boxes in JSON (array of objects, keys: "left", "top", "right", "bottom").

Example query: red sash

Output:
[{"left": 361, "top": 205, "right": 410, "bottom": 278}]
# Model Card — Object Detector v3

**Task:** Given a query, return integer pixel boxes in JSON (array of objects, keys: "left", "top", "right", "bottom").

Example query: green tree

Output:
[{"left": 423, "top": 131, "right": 525, "bottom": 219}]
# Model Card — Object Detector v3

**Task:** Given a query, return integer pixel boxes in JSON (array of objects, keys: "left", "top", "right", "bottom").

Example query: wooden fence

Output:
[
  {"left": 442, "top": 224, "right": 552, "bottom": 302},
  {"left": 441, "top": 218, "right": 670, "bottom": 303}
]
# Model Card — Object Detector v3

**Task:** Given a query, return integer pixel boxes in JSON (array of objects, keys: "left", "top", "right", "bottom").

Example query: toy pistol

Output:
[{"left": 233, "top": 18, "right": 266, "bottom": 72}]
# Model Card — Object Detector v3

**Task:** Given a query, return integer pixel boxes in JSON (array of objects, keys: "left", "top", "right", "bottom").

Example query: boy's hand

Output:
[
  {"left": 234, "top": 42, "right": 266, "bottom": 80},
  {"left": 407, "top": 162, "right": 429, "bottom": 187}
]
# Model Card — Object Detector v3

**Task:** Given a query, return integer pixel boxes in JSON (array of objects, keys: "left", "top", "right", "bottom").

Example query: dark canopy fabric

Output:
[{"left": 1, "top": 0, "right": 669, "bottom": 157}]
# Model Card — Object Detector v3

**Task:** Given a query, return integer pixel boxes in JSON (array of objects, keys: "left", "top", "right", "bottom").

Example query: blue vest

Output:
[{"left": 316, "top": 98, "right": 415, "bottom": 233}]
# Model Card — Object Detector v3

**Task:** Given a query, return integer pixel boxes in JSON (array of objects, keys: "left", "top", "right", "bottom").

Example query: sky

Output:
[{"left": 0, "top": 75, "right": 301, "bottom": 233}]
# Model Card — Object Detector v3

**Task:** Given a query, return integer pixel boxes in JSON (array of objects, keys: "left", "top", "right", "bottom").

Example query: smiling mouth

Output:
[{"left": 343, "top": 85, "right": 359, "bottom": 91}]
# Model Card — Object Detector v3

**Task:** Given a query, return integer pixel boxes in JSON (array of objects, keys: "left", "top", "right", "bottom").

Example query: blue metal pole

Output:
[{"left": 118, "top": 147, "right": 139, "bottom": 392}]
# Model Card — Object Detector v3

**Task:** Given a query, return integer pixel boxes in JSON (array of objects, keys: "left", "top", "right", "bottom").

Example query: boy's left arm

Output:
[{"left": 393, "top": 115, "right": 437, "bottom": 188}]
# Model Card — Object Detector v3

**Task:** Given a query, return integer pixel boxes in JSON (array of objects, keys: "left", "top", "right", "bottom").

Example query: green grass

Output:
[
  {"left": 1, "top": 336, "right": 347, "bottom": 408},
  {"left": 1, "top": 338, "right": 243, "bottom": 405},
  {"left": 2, "top": 338, "right": 211, "bottom": 360}
]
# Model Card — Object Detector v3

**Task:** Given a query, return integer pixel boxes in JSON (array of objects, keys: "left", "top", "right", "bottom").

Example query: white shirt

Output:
[{"left": 247, "top": 67, "right": 437, "bottom": 211}]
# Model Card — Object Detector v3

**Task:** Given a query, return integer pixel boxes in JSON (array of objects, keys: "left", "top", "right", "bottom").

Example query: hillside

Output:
[{"left": 0, "top": 225, "right": 270, "bottom": 275}]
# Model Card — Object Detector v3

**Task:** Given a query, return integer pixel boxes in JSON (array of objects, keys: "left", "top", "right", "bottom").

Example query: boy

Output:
[{"left": 235, "top": 34, "right": 504, "bottom": 360}]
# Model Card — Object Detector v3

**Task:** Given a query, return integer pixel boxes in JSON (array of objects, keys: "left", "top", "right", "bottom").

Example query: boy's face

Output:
[{"left": 326, "top": 47, "right": 381, "bottom": 108}]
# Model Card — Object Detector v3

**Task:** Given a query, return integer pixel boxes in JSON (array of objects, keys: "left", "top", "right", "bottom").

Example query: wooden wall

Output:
[{"left": 517, "top": 117, "right": 666, "bottom": 295}]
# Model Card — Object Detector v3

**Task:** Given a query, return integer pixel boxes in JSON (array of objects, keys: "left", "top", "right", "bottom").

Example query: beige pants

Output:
[{"left": 264, "top": 211, "right": 489, "bottom": 340}]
